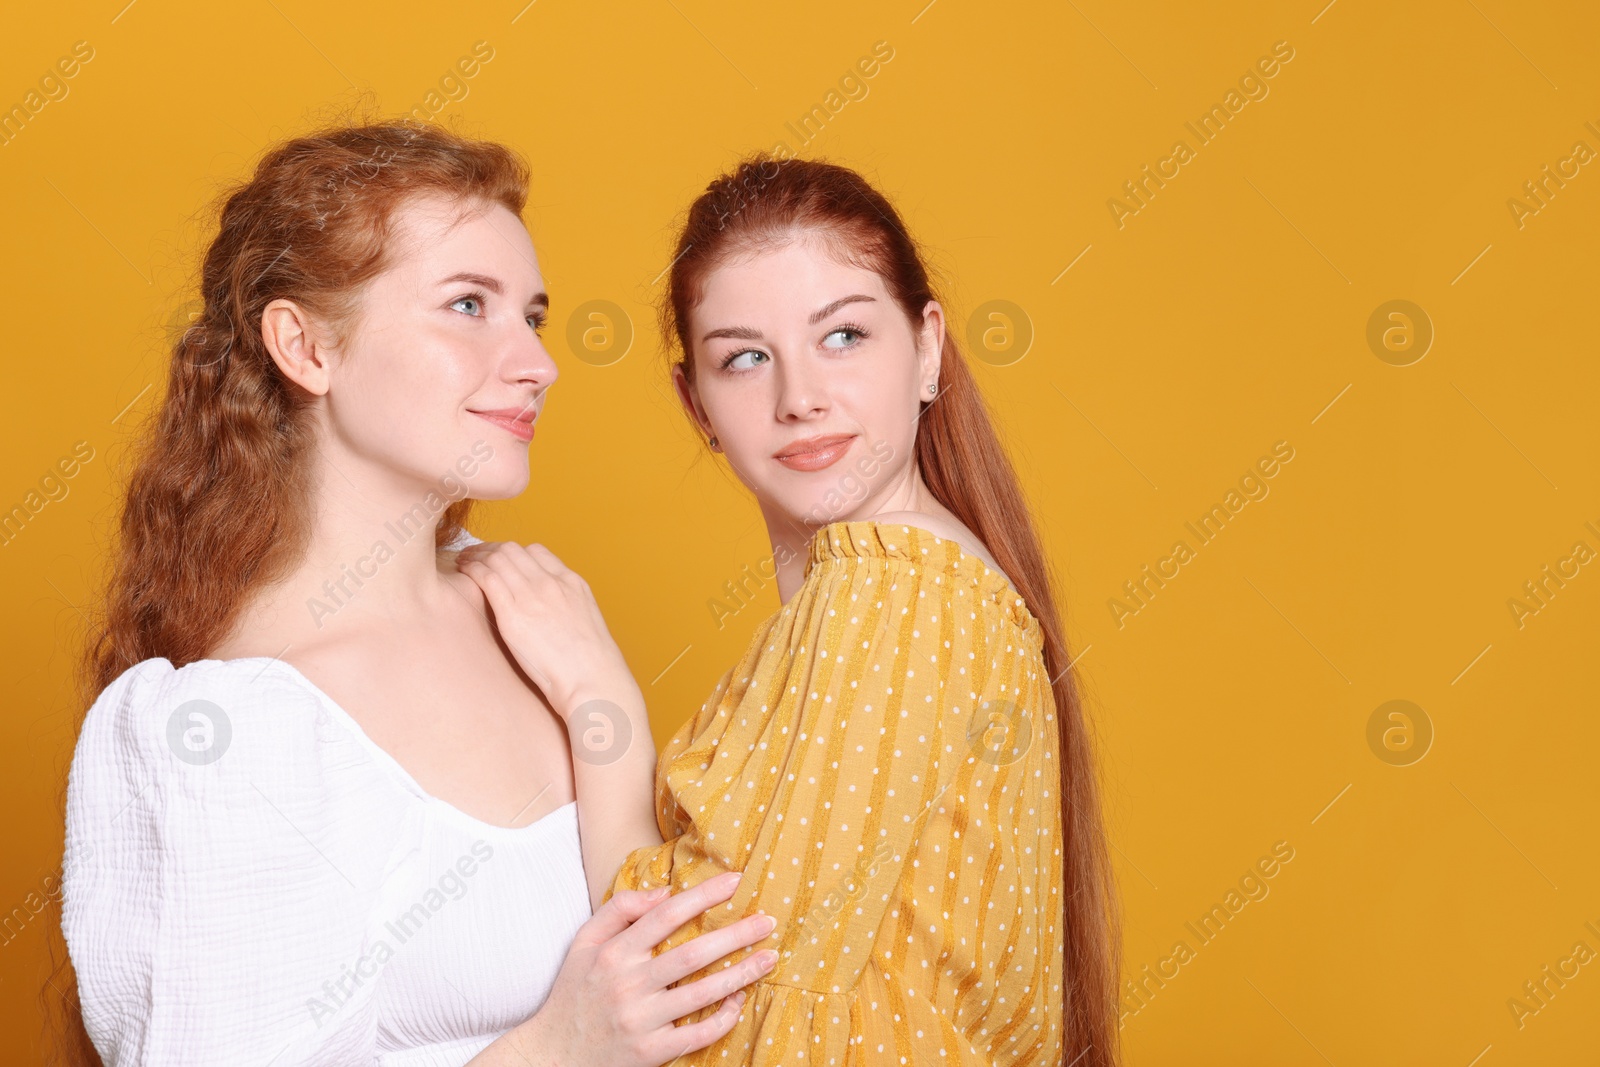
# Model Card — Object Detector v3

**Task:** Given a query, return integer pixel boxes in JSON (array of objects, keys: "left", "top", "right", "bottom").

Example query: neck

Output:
[{"left": 223, "top": 436, "right": 476, "bottom": 656}]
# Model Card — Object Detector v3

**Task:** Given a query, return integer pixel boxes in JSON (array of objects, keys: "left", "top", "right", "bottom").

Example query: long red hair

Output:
[
  {"left": 664, "top": 155, "right": 1123, "bottom": 1066},
  {"left": 44, "top": 113, "right": 528, "bottom": 1065}
]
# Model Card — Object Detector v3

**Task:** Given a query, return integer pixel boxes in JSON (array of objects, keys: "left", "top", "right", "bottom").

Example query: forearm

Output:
[
  {"left": 467, "top": 1023, "right": 547, "bottom": 1062},
  {"left": 563, "top": 675, "right": 666, "bottom": 911},
  {"left": 464, "top": 1011, "right": 557, "bottom": 1066}
]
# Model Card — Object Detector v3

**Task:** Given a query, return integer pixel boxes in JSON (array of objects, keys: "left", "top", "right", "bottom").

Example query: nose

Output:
[
  {"left": 505, "top": 320, "right": 559, "bottom": 396},
  {"left": 774, "top": 352, "right": 827, "bottom": 422}
]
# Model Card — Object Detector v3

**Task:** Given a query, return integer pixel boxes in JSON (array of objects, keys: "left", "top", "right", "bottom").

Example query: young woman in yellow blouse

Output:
[{"left": 458, "top": 158, "right": 1120, "bottom": 1066}]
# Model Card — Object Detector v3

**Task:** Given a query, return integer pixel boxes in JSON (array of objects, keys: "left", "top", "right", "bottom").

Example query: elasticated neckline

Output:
[{"left": 805, "top": 520, "right": 1044, "bottom": 644}]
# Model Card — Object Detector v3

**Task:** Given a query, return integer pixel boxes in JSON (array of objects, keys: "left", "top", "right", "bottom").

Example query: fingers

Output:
[
  {"left": 657, "top": 941, "right": 777, "bottom": 1022},
  {"left": 581, "top": 886, "right": 670, "bottom": 944},
  {"left": 614, "top": 871, "right": 742, "bottom": 954},
  {"left": 520, "top": 544, "right": 593, "bottom": 594},
  {"left": 520, "top": 542, "right": 569, "bottom": 574},
  {"left": 652, "top": 990, "right": 747, "bottom": 1063},
  {"left": 459, "top": 541, "right": 546, "bottom": 583},
  {"left": 651, "top": 910, "right": 777, "bottom": 988},
  {"left": 458, "top": 540, "right": 563, "bottom": 572},
  {"left": 455, "top": 541, "right": 516, "bottom": 569},
  {"left": 457, "top": 557, "right": 511, "bottom": 599},
  {"left": 459, "top": 542, "right": 591, "bottom": 598}
]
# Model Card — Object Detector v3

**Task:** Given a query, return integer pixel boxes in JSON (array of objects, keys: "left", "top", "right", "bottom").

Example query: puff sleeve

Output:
[
  {"left": 62, "top": 659, "right": 413, "bottom": 1066},
  {"left": 606, "top": 525, "right": 1046, "bottom": 1065}
]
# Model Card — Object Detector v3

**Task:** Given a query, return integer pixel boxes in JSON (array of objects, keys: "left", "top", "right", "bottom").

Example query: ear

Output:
[
  {"left": 916, "top": 299, "right": 945, "bottom": 393},
  {"left": 671, "top": 363, "right": 714, "bottom": 437},
  {"left": 262, "top": 298, "right": 335, "bottom": 396}
]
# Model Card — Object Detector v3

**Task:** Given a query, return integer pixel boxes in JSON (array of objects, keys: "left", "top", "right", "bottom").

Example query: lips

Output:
[
  {"left": 469, "top": 406, "right": 537, "bottom": 443},
  {"left": 773, "top": 433, "right": 856, "bottom": 472}
]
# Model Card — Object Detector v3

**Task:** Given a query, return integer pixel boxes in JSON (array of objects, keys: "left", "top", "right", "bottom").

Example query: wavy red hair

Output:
[{"left": 45, "top": 113, "right": 529, "bottom": 1065}]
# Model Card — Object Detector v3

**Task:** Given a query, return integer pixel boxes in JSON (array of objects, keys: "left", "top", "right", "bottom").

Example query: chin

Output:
[
  {"left": 437, "top": 437, "right": 527, "bottom": 495},
  {"left": 468, "top": 473, "right": 530, "bottom": 501}
]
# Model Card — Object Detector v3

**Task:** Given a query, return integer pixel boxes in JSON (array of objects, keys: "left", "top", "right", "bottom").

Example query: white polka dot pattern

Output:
[{"left": 605, "top": 521, "right": 1064, "bottom": 1064}]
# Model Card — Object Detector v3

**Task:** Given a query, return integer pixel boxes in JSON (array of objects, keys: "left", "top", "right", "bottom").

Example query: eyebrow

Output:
[
  {"left": 810, "top": 294, "right": 875, "bottom": 324},
  {"left": 700, "top": 294, "right": 877, "bottom": 343},
  {"left": 437, "top": 271, "right": 548, "bottom": 308}
]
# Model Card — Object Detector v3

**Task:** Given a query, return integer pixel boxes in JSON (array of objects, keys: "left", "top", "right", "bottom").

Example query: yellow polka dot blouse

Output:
[{"left": 604, "top": 520, "right": 1065, "bottom": 1064}]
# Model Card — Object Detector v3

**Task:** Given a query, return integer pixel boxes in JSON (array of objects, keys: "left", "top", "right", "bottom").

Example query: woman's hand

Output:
[
  {"left": 458, "top": 539, "right": 665, "bottom": 913},
  {"left": 456, "top": 540, "right": 636, "bottom": 719},
  {"left": 484, "top": 871, "right": 779, "bottom": 1066}
]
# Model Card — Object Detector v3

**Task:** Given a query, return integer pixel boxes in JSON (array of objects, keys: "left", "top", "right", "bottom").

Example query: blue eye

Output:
[
  {"left": 721, "top": 349, "right": 770, "bottom": 371},
  {"left": 452, "top": 291, "right": 547, "bottom": 335},
  {"left": 823, "top": 323, "right": 869, "bottom": 348}
]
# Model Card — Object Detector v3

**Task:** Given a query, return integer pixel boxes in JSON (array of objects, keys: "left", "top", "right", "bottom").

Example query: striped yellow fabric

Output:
[{"left": 606, "top": 519, "right": 1064, "bottom": 1065}]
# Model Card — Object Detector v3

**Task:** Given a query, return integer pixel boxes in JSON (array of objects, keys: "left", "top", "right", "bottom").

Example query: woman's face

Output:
[
  {"left": 678, "top": 237, "right": 943, "bottom": 528},
  {"left": 276, "top": 193, "right": 557, "bottom": 502}
]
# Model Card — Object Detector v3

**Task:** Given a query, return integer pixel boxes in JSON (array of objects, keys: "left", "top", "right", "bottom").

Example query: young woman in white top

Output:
[{"left": 52, "top": 120, "right": 777, "bottom": 1067}]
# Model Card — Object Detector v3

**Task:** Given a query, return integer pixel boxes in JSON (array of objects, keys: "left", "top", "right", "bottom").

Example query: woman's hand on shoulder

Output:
[
  {"left": 455, "top": 541, "right": 635, "bottom": 718},
  {"left": 479, "top": 871, "right": 778, "bottom": 1066}
]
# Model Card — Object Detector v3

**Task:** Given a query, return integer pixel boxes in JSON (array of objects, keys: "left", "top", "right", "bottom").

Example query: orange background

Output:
[{"left": 3, "top": 1, "right": 1597, "bottom": 1063}]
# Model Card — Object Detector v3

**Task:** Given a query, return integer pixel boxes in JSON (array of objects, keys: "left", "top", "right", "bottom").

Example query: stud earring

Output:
[
  {"left": 709, "top": 435, "right": 719, "bottom": 449},
  {"left": 928, "top": 383, "right": 937, "bottom": 395}
]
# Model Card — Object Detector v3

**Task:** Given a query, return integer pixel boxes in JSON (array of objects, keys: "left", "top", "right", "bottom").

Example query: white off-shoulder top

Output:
[{"left": 61, "top": 653, "right": 591, "bottom": 1067}]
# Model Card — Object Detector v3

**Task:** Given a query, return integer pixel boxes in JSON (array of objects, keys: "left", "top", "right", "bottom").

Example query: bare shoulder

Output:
[{"left": 865, "top": 510, "right": 1007, "bottom": 578}]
